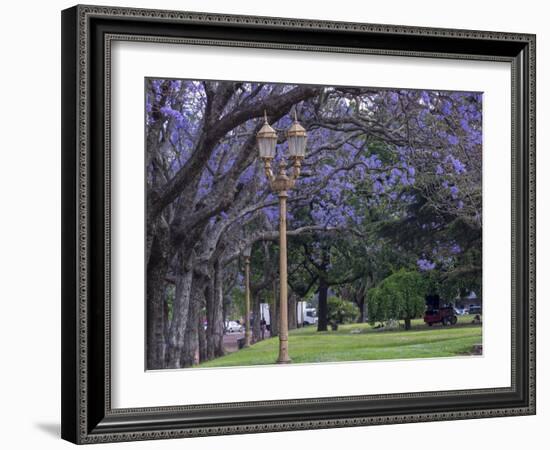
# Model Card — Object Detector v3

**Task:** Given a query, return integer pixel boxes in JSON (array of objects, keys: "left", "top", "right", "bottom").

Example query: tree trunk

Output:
[
  {"left": 206, "top": 262, "right": 225, "bottom": 359},
  {"left": 358, "top": 296, "right": 366, "bottom": 323},
  {"left": 404, "top": 318, "right": 411, "bottom": 330},
  {"left": 146, "top": 235, "right": 170, "bottom": 370},
  {"left": 198, "top": 312, "right": 207, "bottom": 362},
  {"left": 317, "top": 277, "right": 329, "bottom": 332},
  {"left": 288, "top": 293, "right": 297, "bottom": 330},
  {"left": 181, "top": 282, "right": 201, "bottom": 367},
  {"left": 165, "top": 265, "right": 193, "bottom": 368},
  {"left": 163, "top": 287, "right": 170, "bottom": 339}
]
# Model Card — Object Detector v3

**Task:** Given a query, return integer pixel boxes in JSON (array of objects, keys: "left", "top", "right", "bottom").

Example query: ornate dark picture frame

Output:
[{"left": 61, "top": 4, "right": 536, "bottom": 444}]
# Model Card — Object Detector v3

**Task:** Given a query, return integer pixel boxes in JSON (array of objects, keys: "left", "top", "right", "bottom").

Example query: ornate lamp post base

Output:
[
  {"left": 277, "top": 356, "right": 292, "bottom": 364},
  {"left": 276, "top": 315, "right": 291, "bottom": 363}
]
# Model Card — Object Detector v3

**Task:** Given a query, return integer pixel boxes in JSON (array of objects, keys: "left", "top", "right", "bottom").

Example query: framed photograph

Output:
[{"left": 61, "top": 4, "right": 536, "bottom": 444}]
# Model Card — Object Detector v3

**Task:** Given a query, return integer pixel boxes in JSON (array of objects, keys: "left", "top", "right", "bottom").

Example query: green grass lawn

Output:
[{"left": 198, "top": 315, "right": 482, "bottom": 368}]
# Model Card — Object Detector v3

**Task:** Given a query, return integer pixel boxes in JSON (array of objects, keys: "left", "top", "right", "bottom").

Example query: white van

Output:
[
  {"left": 259, "top": 302, "right": 318, "bottom": 327},
  {"left": 297, "top": 301, "right": 318, "bottom": 326}
]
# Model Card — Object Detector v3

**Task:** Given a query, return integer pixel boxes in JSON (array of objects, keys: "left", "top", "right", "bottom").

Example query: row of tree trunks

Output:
[
  {"left": 147, "top": 255, "right": 230, "bottom": 369},
  {"left": 148, "top": 246, "right": 300, "bottom": 369}
]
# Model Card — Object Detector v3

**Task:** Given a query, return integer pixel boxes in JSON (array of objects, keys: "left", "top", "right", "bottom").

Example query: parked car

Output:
[
  {"left": 424, "top": 295, "right": 458, "bottom": 326},
  {"left": 454, "top": 306, "right": 467, "bottom": 316},
  {"left": 468, "top": 305, "right": 482, "bottom": 315},
  {"left": 224, "top": 321, "right": 244, "bottom": 333}
]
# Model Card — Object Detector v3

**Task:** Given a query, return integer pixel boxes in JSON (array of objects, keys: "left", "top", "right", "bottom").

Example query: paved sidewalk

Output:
[
  {"left": 223, "top": 331, "right": 244, "bottom": 353},
  {"left": 222, "top": 330, "right": 272, "bottom": 353}
]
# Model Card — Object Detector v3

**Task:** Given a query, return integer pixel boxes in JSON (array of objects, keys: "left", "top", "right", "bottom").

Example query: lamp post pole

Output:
[
  {"left": 256, "top": 110, "right": 307, "bottom": 364},
  {"left": 277, "top": 186, "right": 290, "bottom": 362},
  {"left": 243, "top": 252, "right": 251, "bottom": 348}
]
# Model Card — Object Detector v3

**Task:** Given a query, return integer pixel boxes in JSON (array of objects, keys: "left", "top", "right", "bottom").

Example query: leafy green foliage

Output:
[
  {"left": 367, "top": 269, "right": 427, "bottom": 327},
  {"left": 327, "top": 296, "right": 360, "bottom": 325}
]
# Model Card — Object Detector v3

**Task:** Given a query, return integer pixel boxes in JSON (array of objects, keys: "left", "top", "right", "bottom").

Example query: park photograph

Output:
[{"left": 145, "top": 78, "right": 483, "bottom": 371}]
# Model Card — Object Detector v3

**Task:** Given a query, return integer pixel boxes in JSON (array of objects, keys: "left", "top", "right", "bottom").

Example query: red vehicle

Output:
[{"left": 424, "top": 295, "right": 457, "bottom": 326}]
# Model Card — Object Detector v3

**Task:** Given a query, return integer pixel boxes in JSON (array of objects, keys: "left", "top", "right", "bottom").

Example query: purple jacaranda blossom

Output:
[
  {"left": 311, "top": 208, "right": 326, "bottom": 223},
  {"left": 238, "top": 165, "right": 255, "bottom": 184},
  {"left": 373, "top": 180, "right": 384, "bottom": 194},
  {"left": 450, "top": 157, "right": 466, "bottom": 174},
  {"left": 436, "top": 165, "right": 444, "bottom": 175},
  {"left": 417, "top": 258, "right": 436, "bottom": 271},
  {"left": 170, "top": 131, "right": 179, "bottom": 145},
  {"left": 391, "top": 168, "right": 402, "bottom": 178},
  {"left": 169, "top": 79, "right": 182, "bottom": 90},
  {"left": 457, "top": 200, "right": 464, "bottom": 209},
  {"left": 450, "top": 243, "right": 462, "bottom": 254},
  {"left": 159, "top": 106, "right": 186, "bottom": 130},
  {"left": 420, "top": 91, "right": 430, "bottom": 105},
  {"left": 264, "top": 207, "right": 278, "bottom": 223},
  {"left": 447, "top": 134, "right": 459, "bottom": 146},
  {"left": 460, "top": 118, "right": 471, "bottom": 132},
  {"left": 450, "top": 185, "right": 459, "bottom": 199},
  {"left": 364, "top": 154, "right": 382, "bottom": 169}
]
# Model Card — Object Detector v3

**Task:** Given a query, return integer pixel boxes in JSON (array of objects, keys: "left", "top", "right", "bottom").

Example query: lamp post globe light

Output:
[
  {"left": 257, "top": 109, "right": 307, "bottom": 364},
  {"left": 242, "top": 245, "right": 252, "bottom": 348},
  {"left": 287, "top": 110, "right": 308, "bottom": 159}
]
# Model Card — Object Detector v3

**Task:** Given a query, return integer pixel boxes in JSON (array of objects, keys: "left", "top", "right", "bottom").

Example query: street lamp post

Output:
[
  {"left": 242, "top": 246, "right": 252, "bottom": 348},
  {"left": 257, "top": 110, "right": 307, "bottom": 364}
]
